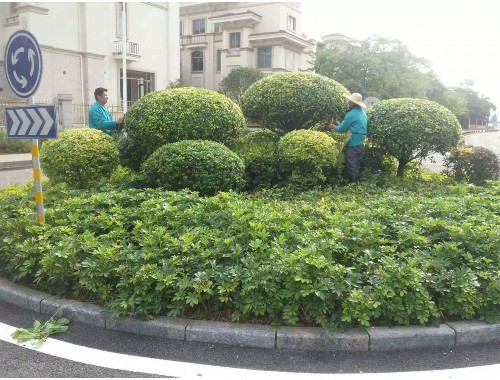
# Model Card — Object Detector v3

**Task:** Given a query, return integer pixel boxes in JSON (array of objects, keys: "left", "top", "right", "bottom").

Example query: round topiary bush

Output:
[
  {"left": 117, "top": 134, "right": 145, "bottom": 172},
  {"left": 367, "top": 98, "right": 462, "bottom": 177},
  {"left": 443, "top": 145, "right": 500, "bottom": 185},
  {"left": 141, "top": 140, "right": 245, "bottom": 196},
  {"left": 277, "top": 129, "right": 340, "bottom": 188},
  {"left": 240, "top": 72, "right": 349, "bottom": 134},
  {"left": 123, "top": 87, "right": 245, "bottom": 166},
  {"left": 40, "top": 128, "right": 119, "bottom": 188},
  {"left": 241, "top": 129, "right": 281, "bottom": 144}
]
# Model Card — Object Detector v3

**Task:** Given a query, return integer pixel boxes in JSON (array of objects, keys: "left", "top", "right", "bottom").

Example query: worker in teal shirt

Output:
[
  {"left": 330, "top": 92, "right": 367, "bottom": 182},
  {"left": 88, "top": 87, "right": 124, "bottom": 135}
]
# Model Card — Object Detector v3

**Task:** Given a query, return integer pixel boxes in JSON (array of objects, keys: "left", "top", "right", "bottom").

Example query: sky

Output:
[{"left": 301, "top": 0, "right": 500, "bottom": 114}]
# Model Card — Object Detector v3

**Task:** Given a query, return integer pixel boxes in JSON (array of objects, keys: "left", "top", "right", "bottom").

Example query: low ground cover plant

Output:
[{"left": 1, "top": 176, "right": 498, "bottom": 328}]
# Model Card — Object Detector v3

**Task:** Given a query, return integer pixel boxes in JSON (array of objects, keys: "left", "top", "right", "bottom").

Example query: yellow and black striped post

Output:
[{"left": 31, "top": 138, "right": 45, "bottom": 224}]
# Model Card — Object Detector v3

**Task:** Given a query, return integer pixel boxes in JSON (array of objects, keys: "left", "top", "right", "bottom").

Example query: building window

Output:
[
  {"left": 216, "top": 50, "right": 221, "bottom": 72},
  {"left": 192, "top": 51, "right": 204, "bottom": 72},
  {"left": 120, "top": 70, "right": 155, "bottom": 103},
  {"left": 213, "top": 23, "right": 220, "bottom": 33},
  {"left": 193, "top": 19, "right": 205, "bottom": 35},
  {"left": 288, "top": 15, "right": 296, "bottom": 31},
  {"left": 229, "top": 32, "right": 241, "bottom": 48},
  {"left": 179, "top": 21, "right": 183, "bottom": 36},
  {"left": 116, "top": 3, "right": 128, "bottom": 38},
  {"left": 257, "top": 47, "right": 272, "bottom": 69}
]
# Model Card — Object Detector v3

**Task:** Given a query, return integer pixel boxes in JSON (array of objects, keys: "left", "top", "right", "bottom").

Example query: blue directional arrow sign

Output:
[
  {"left": 4, "top": 30, "right": 43, "bottom": 98},
  {"left": 4, "top": 105, "right": 57, "bottom": 139}
]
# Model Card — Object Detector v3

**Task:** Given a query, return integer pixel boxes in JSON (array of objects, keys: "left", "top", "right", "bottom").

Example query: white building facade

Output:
[
  {"left": 0, "top": 2, "right": 180, "bottom": 106},
  {"left": 179, "top": 2, "right": 315, "bottom": 91}
]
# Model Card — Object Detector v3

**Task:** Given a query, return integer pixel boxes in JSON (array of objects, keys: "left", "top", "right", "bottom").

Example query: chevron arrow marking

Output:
[
  {"left": 7, "top": 109, "right": 20, "bottom": 136},
  {"left": 27, "top": 108, "right": 43, "bottom": 135},
  {"left": 16, "top": 109, "right": 31, "bottom": 136},
  {"left": 39, "top": 108, "right": 55, "bottom": 136}
]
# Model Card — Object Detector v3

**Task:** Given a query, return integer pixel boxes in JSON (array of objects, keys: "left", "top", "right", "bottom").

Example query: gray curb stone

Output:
[
  {"left": 186, "top": 320, "right": 276, "bottom": 348},
  {"left": 368, "top": 324, "right": 455, "bottom": 351},
  {"left": 447, "top": 321, "right": 500, "bottom": 346},
  {"left": 0, "top": 277, "right": 49, "bottom": 313},
  {"left": 106, "top": 316, "right": 188, "bottom": 341},
  {"left": 277, "top": 327, "right": 368, "bottom": 351}
]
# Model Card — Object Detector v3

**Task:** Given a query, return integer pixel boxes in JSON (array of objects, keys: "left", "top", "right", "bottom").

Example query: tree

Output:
[
  {"left": 219, "top": 66, "right": 263, "bottom": 103},
  {"left": 367, "top": 98, "right": 462, "bottom": 177},
  {"left": 451, "top": 82, "right": 496, "bottom": 128},
  {"left": 239, "top": 72, "right": 349, "bottom": 134},
  {"left": 314, "top": 35, "right": 434, "bottom": 100}
]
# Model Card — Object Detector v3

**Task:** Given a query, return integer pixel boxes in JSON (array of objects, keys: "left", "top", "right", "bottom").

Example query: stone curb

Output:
[{"left": 1, "top": 277, "right": 500, "bottom": 352}]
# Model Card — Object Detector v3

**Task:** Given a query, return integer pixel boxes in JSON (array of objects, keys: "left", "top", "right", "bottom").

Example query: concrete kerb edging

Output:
[{"left": 1, "top": 277, "right": 500, "bottom": 352}]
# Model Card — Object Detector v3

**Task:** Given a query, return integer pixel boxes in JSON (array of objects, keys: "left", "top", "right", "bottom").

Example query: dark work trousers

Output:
[{"left": 344, "top": 145, "right": 364, "bottom": 182}]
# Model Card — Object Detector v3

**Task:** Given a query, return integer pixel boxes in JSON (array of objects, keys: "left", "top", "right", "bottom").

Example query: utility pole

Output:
[{"left": 122, "top": 2, "right": 127, "bottom": 114}]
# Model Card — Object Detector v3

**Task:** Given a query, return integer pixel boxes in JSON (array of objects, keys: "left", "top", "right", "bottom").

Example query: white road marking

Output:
[{"left": 0, "top": 321, "right": 498, "bottom": 379}]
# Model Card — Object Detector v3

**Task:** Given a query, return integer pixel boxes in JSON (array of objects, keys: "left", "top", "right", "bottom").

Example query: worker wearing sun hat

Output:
[{"left": 331, "top": 92, "right": 367, "bottom": 182}]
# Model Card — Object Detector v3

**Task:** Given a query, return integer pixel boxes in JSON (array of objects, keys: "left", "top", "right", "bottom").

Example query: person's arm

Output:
[
  {"left": 334, "top": 112, "right": 353, "bottom": 133},
  {"left": 90, "top": 107, "right": 118, "bottom": 130}
]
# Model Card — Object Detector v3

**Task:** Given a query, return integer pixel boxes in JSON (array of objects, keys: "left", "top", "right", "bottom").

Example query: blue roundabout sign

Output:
[{"left": 4, "top": 30, "right": 43, "bottom": 98}]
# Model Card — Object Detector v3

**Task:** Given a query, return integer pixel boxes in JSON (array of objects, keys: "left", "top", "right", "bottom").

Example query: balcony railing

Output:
[
  {"left": 114, "top": 41, "right": 140, "bottom": 56},
  {"left": 180, "top": 35, "right": 207, "bottom": 46}
]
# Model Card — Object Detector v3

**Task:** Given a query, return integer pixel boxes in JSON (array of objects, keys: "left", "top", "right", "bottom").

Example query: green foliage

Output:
[
  {"left": 124, "top": 87, "right": 245, "bottom": 165},
  {"left": 166, "top": 78, "right": 189, "bottom": 89},
  {"left": 314, "top": 36, "right": 433, "bottom": 100},
  {"left": 367, "top": 98, "right": 462, "bottom": 177},
  {"left": 219, "top": 66, "right": 264, "bottom": 103},
  {"left": 117, "top": 134, "right": 145, "bottom": 172},
  {"left": 1, "top": 179, "right": 500, "bottom": 327},
  {"left": 11, "top": 315, "right": 69, "bottom": 347},
  {"left": 40, "top": 128, "right": 119, "bottom": 188},
  {"left": 277, "top": 130, "right": 340, "bottom": 188},
  {"left": 0, "top": 129, "right": 31, "bottom": 153},
  {"left": 443, "top": 145, "right": 500, "bottom": 185},
  {"left": 360, "top": 145, "right": 397, "bottom": 174},
  {"left": 141, "top": 140, "right": 245, "bottom": 196},
  {"left": 231, "top": 130, "right": 280, "bottom": 191},
  {"left": 240, "top": 72, "right": 349, "bottom": 134}
]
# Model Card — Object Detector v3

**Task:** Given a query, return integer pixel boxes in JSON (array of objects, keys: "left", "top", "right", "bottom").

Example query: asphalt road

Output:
[{"left": 0, "top": 167, "right": 33, "bottom": 188}]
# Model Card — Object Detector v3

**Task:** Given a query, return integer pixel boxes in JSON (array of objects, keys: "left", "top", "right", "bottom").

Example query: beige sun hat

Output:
[{"left": 344, "top": 92, "right": 366, "bottom": 108}]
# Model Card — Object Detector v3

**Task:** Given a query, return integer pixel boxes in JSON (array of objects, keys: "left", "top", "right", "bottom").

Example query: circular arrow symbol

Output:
[{"left": 4, "top": 30, "right": 43, "bottom": 98}]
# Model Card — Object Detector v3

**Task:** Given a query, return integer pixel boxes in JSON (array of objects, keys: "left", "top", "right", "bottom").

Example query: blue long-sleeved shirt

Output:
[
  {"left": 334, "top": 106, "right": 367, "bottom": 147},
  {"left": 88, "top": 102, "right": 121, "bottom": 135}
]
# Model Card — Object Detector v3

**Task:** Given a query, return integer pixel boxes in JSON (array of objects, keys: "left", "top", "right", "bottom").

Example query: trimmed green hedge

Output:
[
  {"left": 240, "top": 72, "right": 349, "bottom": 133},
  {"left": 277, "top": 130, "right": 340, "bottom": 188},
  {"left": 40, "top": 128, "right": 119, "bottom": 189},
  {"left": 141, "top": 140, "right": 245, "bottom": 196},
  {"left": 123, "top": 88, "right": 246, "bottom": 166}
]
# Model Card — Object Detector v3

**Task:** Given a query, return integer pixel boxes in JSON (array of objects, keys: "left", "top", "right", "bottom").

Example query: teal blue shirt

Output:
[
  {"left": 334, "top": 106, "right": 367, "bottom": 146},
  {"left": 88, "top": 102, "right": 122, "bottom": 135}
]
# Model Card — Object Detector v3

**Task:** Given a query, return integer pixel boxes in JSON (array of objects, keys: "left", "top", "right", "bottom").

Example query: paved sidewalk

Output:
[{"left": 0, "top": 153, "right": 32, "bottom": 170}]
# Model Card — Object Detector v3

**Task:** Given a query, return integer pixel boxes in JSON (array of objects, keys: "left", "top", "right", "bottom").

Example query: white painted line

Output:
[{"left": 0, "top": 321, "right": 499, "bottom": 379}]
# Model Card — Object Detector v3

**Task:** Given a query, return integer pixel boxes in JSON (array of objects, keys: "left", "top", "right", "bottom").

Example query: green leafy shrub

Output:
[
  {"left": 123, "top": 88, "right": 245, "bottom": 166},
  {"left": 231, "top": 130, "right": 281, "bottom": 191},
  {"left": 219, "top": 66, "right": 263, "bottom": 103},
  {"left": 361, "top": 145, "right": 397, "bottom": 174},
  {"left": 117, "top": 134, "right": 145, "bottom": 172},
  {"left": 141, "top": 140, "right": 245, "bottom": 196},
  {"left": 40, "top": 128, "right": 119, "bottom": 188},
  {"left": 277, "top": 130, "right": 339, "bottom": 188},
  {"left": 367, "top": 98, "right": 462, "bottom": 177},
  {"left": 443, "top": 145, "right": 500, "bottom": 185},
  {"left": 1, "top": 179, "right": 500, "bottom": 327},
  {"left": 240, "top": 72, "right": 349, "bottom": 134},
  {"left": 0, "top": 129, "right": 31, "bottom": 153}
]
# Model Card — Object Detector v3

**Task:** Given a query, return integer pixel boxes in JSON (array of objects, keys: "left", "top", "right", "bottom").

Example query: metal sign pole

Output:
[{"left": 28, "top": 96, "right": 45, "bottom": 224}]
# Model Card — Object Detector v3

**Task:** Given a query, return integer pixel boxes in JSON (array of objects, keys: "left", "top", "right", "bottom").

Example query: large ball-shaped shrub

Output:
[
  {"left": 277, "top": 130, "right": 340, "bottom": 188},
  {"left": 367, "top": 98, "right": 462, "bottom": 177},
  {"left": 443, "top": 145, "right": 500, "bottom": 185},
  {"left": 124, "top": 87, "right": 246, "bottom": 165},
  {"left": 141, "top": 140, "right": 245, "bottom": 196},
  {"left": 40, "top": 128, "right": 119, "bottom": 188},
  {"left": 240, "top": 72, "right": 349, "bottom": 134}
]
